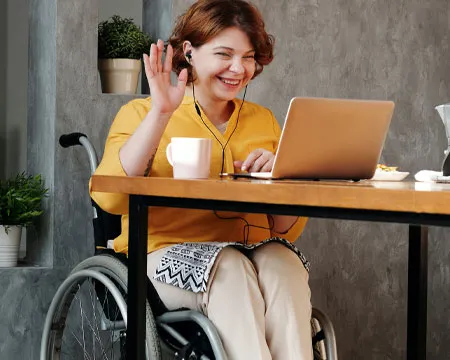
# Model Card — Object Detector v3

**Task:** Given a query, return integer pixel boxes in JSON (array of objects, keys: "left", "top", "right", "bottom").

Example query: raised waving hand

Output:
[{"left": 143, "top": 39, "right": 188, "bottom": 116}]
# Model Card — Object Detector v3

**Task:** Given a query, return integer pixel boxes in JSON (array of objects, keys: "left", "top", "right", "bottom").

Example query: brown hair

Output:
[{"left": 169, "top": 0, "right": 275, "bottom": 84}]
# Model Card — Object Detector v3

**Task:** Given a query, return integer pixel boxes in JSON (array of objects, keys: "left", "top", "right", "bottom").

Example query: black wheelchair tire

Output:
[{"left": 40, "top": 254, "right": 161, "bottom": 360}]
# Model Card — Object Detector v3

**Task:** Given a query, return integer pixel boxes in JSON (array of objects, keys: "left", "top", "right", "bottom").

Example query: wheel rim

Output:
[{"left": 45, "top": 270, "right": 128, "bottom": 360}]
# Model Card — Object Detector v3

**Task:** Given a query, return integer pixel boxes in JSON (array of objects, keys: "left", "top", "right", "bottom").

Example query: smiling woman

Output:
[{"left": 89, "top": 1, "right": 314, "bottom": 359}]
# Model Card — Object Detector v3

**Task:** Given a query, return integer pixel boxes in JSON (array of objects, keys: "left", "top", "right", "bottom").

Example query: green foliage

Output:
[
  {"left": 98, "top": 15, "right": 152, "bottom": 59},
  {"left": 0, "top": 173, "right": 49, "bottom": 228}
]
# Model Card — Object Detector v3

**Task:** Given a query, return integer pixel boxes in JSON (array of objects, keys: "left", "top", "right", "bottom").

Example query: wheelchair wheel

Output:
[{"left": 40, "top": 254, "right": 161, "bottom": 360}]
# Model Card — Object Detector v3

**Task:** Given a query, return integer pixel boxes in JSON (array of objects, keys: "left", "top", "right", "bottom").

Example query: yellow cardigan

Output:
[{"left": 90, "top": 96, "right": 307, "bottom": 254}]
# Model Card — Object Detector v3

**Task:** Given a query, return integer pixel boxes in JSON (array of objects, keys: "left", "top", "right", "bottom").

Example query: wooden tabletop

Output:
[{"left": 90, "top": 175, "right": 450, "bottom": 215}]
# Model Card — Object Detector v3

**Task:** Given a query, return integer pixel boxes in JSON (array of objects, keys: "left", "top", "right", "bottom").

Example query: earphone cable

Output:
[
  {"left": 192, "top": 83, "right": 274, "bottom": 243},
  {"left": 192, "top": 83, "right": 247, "bottom": 175},
  {"left": 192, "top": 84, "right": 228, "bottom": 174},
  {"left": 223, "top": 85, "right": 247, "bottom": 152},
  {"left": 213, "top": 210, "right": 275, "bottom": 244}
]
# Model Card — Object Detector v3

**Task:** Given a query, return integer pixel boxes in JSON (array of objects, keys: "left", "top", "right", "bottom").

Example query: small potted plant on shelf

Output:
[
  {"left": 0, "top": 173, "right": 49, "bottom": 267},
  {"left": 98, "top": 15, "right": 152, "bottom": 94}
]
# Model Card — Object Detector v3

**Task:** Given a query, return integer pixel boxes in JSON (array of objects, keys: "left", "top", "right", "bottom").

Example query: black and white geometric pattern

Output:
[{"left": 153, "top": 237, "right": 310, "bottom": 293}]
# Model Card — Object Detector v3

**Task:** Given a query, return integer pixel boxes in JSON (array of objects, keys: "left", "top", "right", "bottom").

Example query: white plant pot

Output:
[
  {"left": 98, "top": 58, "right": 141, "bottom": 94},
  {"left": 0, "top": 225, "right": 22, "bottom": 267}
]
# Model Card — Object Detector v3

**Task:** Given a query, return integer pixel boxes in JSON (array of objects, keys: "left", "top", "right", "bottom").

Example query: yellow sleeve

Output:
[
  {"left": 269, "top": 110, "right": 309, "bottom": 243},
  {"left": 89, "top": 100, "right": 149, "bottom": 215}
]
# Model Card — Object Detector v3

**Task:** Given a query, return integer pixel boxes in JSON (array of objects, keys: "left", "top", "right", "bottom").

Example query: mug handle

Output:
[{"left": 166, "top": 143, "right": 173, "bottom": 166}]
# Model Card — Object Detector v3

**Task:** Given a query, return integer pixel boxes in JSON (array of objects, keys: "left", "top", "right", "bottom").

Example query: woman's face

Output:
[{"left": 186, "top": 27, "right": 256, "bottom": 103}]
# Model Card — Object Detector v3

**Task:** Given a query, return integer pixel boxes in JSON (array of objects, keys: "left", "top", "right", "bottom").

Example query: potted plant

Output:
[
  {"left": 98, "top": 15, "right": 152, "bottom": 94},
  {"left": 0, "top": 173, "right": 49, "bottom": 267}
]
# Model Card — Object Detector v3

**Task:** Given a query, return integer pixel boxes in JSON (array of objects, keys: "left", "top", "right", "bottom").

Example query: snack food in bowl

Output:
[
  {"left": 376, "top": 164, "right": 398, "bottom": 172},
  {"left": 371, "top": 164, "right": 409, "bottom": 181}
]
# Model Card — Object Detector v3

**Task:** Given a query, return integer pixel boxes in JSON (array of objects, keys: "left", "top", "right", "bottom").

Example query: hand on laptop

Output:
[{"left": 234, "top": 148, "right": 275, "bottom": 173}]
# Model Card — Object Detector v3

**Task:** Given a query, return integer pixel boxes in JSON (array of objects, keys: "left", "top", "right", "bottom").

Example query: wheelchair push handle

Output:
[
  {"left": 59, "top": 132, "right": 87, "bottom": 148},
  {"left": 59, "top": 132, "right": 99, "bottom": 175}
]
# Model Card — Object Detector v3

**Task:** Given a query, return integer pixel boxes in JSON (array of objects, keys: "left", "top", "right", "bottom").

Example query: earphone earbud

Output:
[{"left": 185, "top": 51, "right": 192, "bottom": 63}]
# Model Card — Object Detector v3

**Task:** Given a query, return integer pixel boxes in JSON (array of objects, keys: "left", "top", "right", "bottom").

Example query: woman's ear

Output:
[{"left": 183, "top": 41, "right": 193, "bottom": 62}]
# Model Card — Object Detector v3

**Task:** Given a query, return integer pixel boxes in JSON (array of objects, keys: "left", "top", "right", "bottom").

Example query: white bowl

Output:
[{"left": 371, "top": 169, "right": 409, "bottom": 181}]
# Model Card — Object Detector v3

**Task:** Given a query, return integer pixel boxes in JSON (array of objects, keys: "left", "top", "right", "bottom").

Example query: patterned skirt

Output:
[{"left": 153, "top": 237, "right": 310, "bottom": 293}]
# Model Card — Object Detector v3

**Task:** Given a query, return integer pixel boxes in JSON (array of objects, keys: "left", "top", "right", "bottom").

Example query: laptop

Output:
[{"left": 224, "top": 97, "right": 395, "bottom": 180}]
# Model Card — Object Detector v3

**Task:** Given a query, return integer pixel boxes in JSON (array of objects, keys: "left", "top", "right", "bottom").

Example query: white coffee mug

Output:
[{"left": 166, "top": 137, "right": 212, "bottom": 179}]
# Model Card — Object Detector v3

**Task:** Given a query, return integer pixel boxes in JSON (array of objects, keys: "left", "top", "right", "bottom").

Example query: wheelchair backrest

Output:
[
  {"left": 60, "top": 132, "right": 122, "bottom": 253},
  {"left": 92, "top": 201, "right": 122, "bottom": 252}
]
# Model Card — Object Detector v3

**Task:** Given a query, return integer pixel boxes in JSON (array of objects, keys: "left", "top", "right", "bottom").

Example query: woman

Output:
[{"left": 90, "top": 1, "right": 312, "bottom": 359}]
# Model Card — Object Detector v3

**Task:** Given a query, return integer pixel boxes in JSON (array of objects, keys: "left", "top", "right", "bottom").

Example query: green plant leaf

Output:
[
  {"left": 98, "top": 15, "right": 152, "bottom": 59},
  {"left": 0, "top": 172, "right": 49, "bottom": 227}
]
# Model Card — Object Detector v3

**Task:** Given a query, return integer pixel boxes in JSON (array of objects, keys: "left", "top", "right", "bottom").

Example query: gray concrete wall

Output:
[
  {"left": 6, "top": 0, "right": 29, "bottom": 258},
  {"left": 26, "top": 0, "right": 57, "bottom": 267},
  {"left": 0, "top": 0, "right": 152, "bottom": 357},
  {"left": 5, "top": 0, "right": 28, "bottom": 178},
  {"left": 173, "top": 0, "right": 450, "bottom": 359},
  {"left": 98, "top": 0, "right": 142, "bottom": 26},
  {"left": 0, "top": 0, "right": 59, "bottom": 356},
  {"left": 142, "top": 0, "right": 173, "bottom": 94},
  {"left": 0, "top": 0, "right": 29, "bottom": 180},
  {"left": 0, "top": 0, "right": 6, "bottom": 180},
  {"left": 0, "top": 268, "right": 66, "bottom": 358},
  {"left": 143, "top": 0, "right": 172, "bottom": 42}
]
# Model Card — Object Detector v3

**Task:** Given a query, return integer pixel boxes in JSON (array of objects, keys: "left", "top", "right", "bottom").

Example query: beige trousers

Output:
[{"left": 147, "top": 242, "right": 313, "bottom": 360}]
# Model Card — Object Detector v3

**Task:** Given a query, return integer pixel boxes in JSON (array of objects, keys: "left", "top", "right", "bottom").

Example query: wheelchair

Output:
[{"left": 40, "top": 132, "right": 338, "bottom": 360}]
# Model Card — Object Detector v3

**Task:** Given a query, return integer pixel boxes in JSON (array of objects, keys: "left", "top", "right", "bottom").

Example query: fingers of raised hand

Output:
[
  {"left": 163, "top": 44, "right": 173, "bottom": 74},
  {"left": 147, "top": 43, "right": 158, "bottom": 78},
  {"left": 143, "top": 49, "right": 154, "bottom": 80},
  {"left": 156, "top": 39, "right": 164, "bottom": 73},
  {"left": 144, "top": 40, "right": 168, "bottom": 81},
  {"left": 176, "top": 68, "right": 188, "bottom": 92}
]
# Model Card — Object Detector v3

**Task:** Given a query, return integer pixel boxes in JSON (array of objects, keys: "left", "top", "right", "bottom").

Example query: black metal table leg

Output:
[
  {"left": 127, "top": 195, "right": 149, "bottom": 360},
  {"left": 407, "top": 225, "right": 428, "bottom": 360}
]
